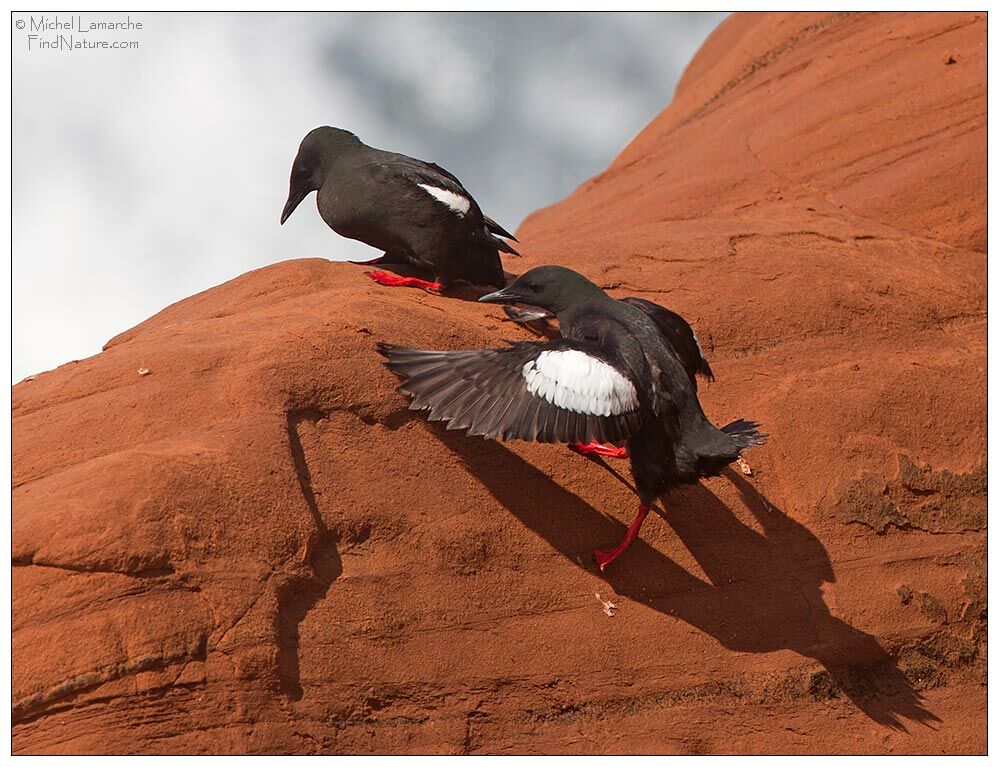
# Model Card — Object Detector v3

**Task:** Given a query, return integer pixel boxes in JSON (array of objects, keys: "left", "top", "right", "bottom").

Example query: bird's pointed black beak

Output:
[
  {"left": 478, "top": 286, "right": 518, "bottom": 304},
  {"left": 280, "top": 187, "right": 309, "bottom": 225}
]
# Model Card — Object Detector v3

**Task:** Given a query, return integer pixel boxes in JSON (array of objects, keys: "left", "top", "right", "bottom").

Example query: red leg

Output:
[
  {"left": 569, "top": 441, "right": 630, "bottom": 459},
  {"left": 365, "top": 270, "right": 442, "bottom": 293},
  {"left": 593, "top": 504, "right": 651, "bottom": 571}
]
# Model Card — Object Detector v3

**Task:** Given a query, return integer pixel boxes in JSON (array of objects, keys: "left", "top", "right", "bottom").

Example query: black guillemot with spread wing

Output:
[
  {"left": 378, "top": 265, "right": 766, "bottom": 570},
  {"left": 281, "top": 126, "right": 518, "bottom": 292}
]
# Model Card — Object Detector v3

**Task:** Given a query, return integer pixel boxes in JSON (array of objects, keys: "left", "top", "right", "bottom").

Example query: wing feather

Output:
[
  {"left": 621, "top": 296, "right": 714, "bottom": 387},
  {"left": 378, "top": 340, "right": 644, "bottom": 445}
]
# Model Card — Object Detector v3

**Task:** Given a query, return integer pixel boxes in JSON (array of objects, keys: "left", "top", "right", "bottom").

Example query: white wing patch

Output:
[
  {"left": 522, "top": 349, "right": 638, "bottom": 417},
  {"left": 418, "top": 183, "right": 470, "bottom": 215}
]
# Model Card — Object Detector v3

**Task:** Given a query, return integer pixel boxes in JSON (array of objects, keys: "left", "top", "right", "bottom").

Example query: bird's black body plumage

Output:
[
  {"left": 379, "top": 265, "right": 764, "bottom": 508},
  {"left": 281, "top": 127, "right": 517, "bottom": 289}
]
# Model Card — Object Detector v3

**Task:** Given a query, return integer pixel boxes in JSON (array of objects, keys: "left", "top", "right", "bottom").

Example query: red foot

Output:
[
  {"left": 569, "top": 441, "right": 630, "bottom": 459},
  {"left": 365, "top": 270, "right": 442, "bottom": 293},
  {"left": 593, "top": 504, "right": 651, "bottom": 571}
]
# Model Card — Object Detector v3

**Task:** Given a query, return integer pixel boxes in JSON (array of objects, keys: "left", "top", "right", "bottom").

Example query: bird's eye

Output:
[{"left": 525, "top": 282, "right": 541, "bottom": 292}]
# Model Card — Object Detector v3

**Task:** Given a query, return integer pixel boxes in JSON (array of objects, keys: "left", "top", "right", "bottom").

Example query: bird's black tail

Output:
[
  {"left": 490, "top": 233, "right": 520, "bottom": 256},
  {"left": 694, "top": 419, "right": 767, "bottom": 477},
  {"left": 483, "top": 214, "right": 519, "bottom": 243},
  {"left": 720, "top": 418, "right": 767, "bottom": 450},
  {"left": 481, "top": 215, "right": 519, "bottom": 256}
]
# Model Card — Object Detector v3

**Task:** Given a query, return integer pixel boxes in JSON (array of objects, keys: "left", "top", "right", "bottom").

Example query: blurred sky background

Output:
[{"left": 12, "top": 11, "right": 728, "bottom": 381}]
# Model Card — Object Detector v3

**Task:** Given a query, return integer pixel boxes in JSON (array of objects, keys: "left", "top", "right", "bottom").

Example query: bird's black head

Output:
[
  {"left": 478, "top": 265, "right": 607, "bottom": 315},
  {"left": 280, "top": 126, "right": 362, "bottom": 224}
]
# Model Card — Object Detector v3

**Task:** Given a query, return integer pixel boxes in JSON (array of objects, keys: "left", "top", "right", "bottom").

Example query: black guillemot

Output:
[
  {"left": 379, "top": 265, "right": 766, "bottom": 570},
  {"left": 281, "top": 126, "right": 518, "bottom": 292}
]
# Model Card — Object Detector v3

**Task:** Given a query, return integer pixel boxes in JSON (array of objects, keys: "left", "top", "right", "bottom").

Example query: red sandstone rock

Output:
[{"left": 13, "top": 11, "right": 985, "bottom": 754}]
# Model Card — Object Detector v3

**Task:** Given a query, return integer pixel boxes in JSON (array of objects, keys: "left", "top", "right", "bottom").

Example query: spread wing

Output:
[
  {"left": 621, "top": 297, "right": 714, "bottom": 387},
  {"left": 378, "top": 340, "right": 646, "bottom": 444}
]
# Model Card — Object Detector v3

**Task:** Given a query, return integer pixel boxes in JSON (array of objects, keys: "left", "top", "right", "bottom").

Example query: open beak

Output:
[{"left": 280, "top": 187, "right": 309, "bottom": 225}]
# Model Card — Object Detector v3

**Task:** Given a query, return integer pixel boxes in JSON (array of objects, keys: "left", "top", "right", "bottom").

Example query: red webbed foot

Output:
[
  {"left": 569, "top": 441, "right": 630, "bottom": 459},
  {"left": 365, "top": 270, "right": 442, "bottom": 293},
  {"left": 593, "top": 504, "right": 651, "bottom": 571}
]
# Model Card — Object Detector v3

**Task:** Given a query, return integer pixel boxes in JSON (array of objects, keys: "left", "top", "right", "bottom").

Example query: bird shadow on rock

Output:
[
  {"left": 425, "top": 421, "right": 941, "bottom": 732},
  {"left": 279, "top": 410, "right": 345, "bottom": 701}
]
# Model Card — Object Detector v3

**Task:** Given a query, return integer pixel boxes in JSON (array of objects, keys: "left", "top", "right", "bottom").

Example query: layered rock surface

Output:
[{"left": 13, "top": 11, "right": 985, "bottom": 754}]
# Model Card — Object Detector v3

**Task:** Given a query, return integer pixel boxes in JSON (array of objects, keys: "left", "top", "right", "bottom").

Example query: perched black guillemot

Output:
[
  {"left": 281, "top": 126, "right": 518, "bottom": 292},
  {"left": 378, "top": 265, "right": 766, "bottom": 570}
]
